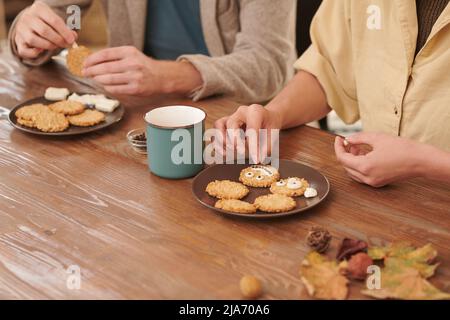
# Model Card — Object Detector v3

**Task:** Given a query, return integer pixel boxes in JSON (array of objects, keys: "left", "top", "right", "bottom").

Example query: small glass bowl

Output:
[{"left": 126, "top": 128, "right": 147, "bottom": 154}]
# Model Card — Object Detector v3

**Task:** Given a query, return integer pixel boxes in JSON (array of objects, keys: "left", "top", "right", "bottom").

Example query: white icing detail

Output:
[
  {"left": 276, "top": 180, "right": 286, "bottom": 186},
  {"left": 250, "top": 165, "right": 277, "bottom": 177},
  {"left": 287, "top": 181, "right": 302, "bottom": 190},
  {"left": 287, "top": 178, "right": 302, "bottom": 190},
  {"left": 245, "top": 171, "right": 254, "bottom": 178},
  {"left": 304, "top": 188, "right": 318, "bottom": 198},
  {"left": 256, "top": 175, "right": 264, "bottom": 181}
]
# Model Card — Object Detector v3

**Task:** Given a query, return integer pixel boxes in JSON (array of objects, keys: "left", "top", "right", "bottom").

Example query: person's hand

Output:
[
  {"left": 14, "top": 1, "right": 77, "bottom": 59},
  {"left": 214, "top": 104, "right": 282, "bottom": 163},
  {"left": 82, "top": 46, "right": 202, "bottom": 96},
  {"left": 334, "top": 132, "right": 426, "bottom": 187}
]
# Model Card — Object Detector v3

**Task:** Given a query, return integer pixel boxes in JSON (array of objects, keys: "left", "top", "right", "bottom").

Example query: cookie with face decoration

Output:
[
  {"left": 270, "top": 177, "right": 309, "bottom": 197},
  {"left": 239, "top": 165, "right": 280, "bottom": 188}
]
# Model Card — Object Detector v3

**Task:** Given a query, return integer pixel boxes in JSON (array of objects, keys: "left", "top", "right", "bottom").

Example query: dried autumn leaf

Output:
[
  {"left": 368, "top": 242, "right": 439, "bottom": 278},
  {"left": 368, "top": 242, "right": 415, "bottom": 260},
  {"left": 361, "top": 263, "right": 450, "bottom": 300},
  {"left": 401, "top": 243, "right": 438, "bottom": 263},
  {"left": 336, "top": 238, "right": 368, "bottom": 261},
  {"left": 367, "top": 246, "right": 387, "bottom": 260},
  {"left": 384, "top": 257, "right": 439, "bottom": 281},
  {"left": 299, "top": 252, "right": 349, "bottom": 300}
]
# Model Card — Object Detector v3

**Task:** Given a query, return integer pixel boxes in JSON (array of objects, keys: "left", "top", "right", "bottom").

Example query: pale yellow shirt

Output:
[{"left": 295, "top": 0, "right": 450, "bottom": 151}]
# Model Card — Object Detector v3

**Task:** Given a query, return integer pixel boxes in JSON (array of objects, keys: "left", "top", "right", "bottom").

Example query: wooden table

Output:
[{"left": 0, "top": 50, "right": 449, "bottom": 300}]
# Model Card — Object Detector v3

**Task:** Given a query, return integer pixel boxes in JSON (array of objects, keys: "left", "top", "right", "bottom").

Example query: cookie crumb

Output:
[{"left": 44, "top": 228, "right": 57, "bottom": 236}]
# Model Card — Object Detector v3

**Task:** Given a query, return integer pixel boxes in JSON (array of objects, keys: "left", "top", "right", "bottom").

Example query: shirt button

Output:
[{"left": 394, "top": 106, "right": 398, "bottom": 115}]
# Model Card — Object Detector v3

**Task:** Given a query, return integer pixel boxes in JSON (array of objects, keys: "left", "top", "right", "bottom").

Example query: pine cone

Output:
[{"left": 306, "top": 226, "right": 332, "bottom": 253}]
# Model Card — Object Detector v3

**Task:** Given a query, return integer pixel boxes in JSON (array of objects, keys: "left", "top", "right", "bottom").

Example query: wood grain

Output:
[{"left": 0, "top": 50, "right": 449, "bottom": 300}]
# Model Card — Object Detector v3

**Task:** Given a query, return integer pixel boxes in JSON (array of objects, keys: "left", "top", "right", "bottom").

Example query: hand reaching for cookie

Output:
[
  {"left": 82, "top": 46, "right": 202, "bottom": 97},
  {"left": 214, "top": 104, "right": 282, "bottom": 164},
  {"left": 14, "top": 1, "right": 77, "bottom": 59}
]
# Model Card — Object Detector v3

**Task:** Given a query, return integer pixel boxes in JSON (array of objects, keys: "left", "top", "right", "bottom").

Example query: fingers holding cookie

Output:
[{"left": 67, "top": 45, "right": 91, "bottom": 77}]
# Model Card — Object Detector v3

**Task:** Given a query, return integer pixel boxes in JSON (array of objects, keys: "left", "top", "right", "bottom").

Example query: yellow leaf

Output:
[
  {"left": 368, "top": 242, "right": 438, "bottom": 278},
  {"left": 367, "top": 246, "right": 387, "bottom": 260},
  {"left": 401, "top": 243, "right": 437, "bottom": 264},
  {"left": 368, "top": 242, "right": 415, "bottom": 260},
  {"left": 385, "top": 257, "right": 439, "bottom": 279},
  {"left": 299, "top": 252, "right": 349, "bottom": 300},
  {"left": 362, "top": 264, "right": 450, "bottom": 300}
]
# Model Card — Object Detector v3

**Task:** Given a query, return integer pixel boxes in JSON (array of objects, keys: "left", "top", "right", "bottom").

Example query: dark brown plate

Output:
[
  {"left": 8, "top": 94, "right": 124, "bottom": 136},
  {"left": 192, "top": 159, "right": 330, "bottom": 218}
]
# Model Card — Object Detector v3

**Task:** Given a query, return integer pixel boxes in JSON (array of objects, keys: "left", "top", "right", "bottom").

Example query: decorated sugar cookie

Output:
[
  {"left": 239, "top": 165, "right": 280, "bottom": 187},
  {"left": 270, "top": 177, "right": 309, "bottom": 197}
]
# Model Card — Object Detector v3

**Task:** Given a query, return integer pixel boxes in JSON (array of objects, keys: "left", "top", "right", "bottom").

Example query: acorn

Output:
[
  {"left": 240, "top": 275, "right": 263, "bottom": 299},
  {"left": 346, "top": 252, "right": 374, "bottom": 280}
]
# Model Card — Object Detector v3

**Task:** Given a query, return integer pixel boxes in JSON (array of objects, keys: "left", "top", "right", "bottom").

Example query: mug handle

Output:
[{"left": 0, "top": 106, "right": 10, "bottom": 120}]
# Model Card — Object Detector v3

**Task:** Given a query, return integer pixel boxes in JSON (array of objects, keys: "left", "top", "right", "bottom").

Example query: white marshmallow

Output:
[
  {"left": 68, "top": 93, "right": 120, "bottom": 112},
  {"left": 44, "top": 87, "right": 70, "bottom": 101},
  {"left": 68, "top": 93, "right": 86, "bottom": 104},
  {"left": 304, "top": 187, "right": 318, "bottom": 198},
  {"left": 95, "top": 98, "right": 120, "bottom": 113}
]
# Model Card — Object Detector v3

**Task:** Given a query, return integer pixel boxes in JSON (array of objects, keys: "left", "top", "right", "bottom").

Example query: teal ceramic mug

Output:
[{"left": 144, "top": 106, "right": 206, "bottom": 179}]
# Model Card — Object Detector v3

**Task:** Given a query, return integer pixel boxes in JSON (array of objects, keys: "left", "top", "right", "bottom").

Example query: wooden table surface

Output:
[{"left": 0, "top": 49, "right": 449, "bottom": 300}]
